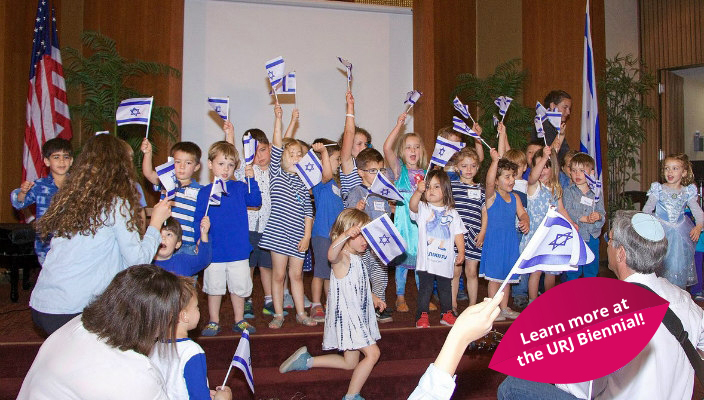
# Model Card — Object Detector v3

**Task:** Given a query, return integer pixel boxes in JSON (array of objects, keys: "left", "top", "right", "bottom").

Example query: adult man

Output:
[{"left": 498, "top": 210, "right": 704, "bottom": 399}]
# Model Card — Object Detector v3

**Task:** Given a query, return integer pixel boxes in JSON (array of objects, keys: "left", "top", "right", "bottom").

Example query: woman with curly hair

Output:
[{"left": 30, "top": 134, "right": 171, "bottom": 335}]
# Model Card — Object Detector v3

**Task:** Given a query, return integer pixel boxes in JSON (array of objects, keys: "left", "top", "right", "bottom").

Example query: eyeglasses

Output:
[{"left": 360, "top": 168, "right": 382, "bottom": 174}]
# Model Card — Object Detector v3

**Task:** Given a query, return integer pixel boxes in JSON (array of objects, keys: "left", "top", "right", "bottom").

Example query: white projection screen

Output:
[{"left": 182, "top": 0, "right": 413, "bottom": 183}]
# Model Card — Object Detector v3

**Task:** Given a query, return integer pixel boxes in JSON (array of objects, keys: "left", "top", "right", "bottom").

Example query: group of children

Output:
[{"left": 14, "top": 88, "right": 704, "bottom": 400}]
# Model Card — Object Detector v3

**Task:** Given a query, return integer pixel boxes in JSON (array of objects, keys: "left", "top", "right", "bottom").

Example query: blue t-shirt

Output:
[
  {"left": 154, "top": 241, "right": 212, "bottom": 276},
  {"left": 312, "top": 180, "right": 344, "bottom": 238}
]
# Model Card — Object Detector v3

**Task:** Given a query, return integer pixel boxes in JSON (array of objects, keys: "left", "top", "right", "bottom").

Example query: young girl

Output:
[
  {"left": 279, "top": 209, "right": 380, "bottom": 400},
  {"left": 479, "top": 149, "right": 530, "bottom": 321},
  {"left": 521, "top": 146, "right": 573, "bottom": 302},
  {"left": 410, "top": 169, "right": 467, "bottom": 328},
  {"left": 382, "top": 112, "right": 428, "bottom": 312},
  {"left": 642, "top": 153, "right": 704, "bottom": 288},
  {"left": 339, "top": 91, "right": 370, "bottom": 199},
  {"left": 309, "top": 139, "right": 345, "bottom": 322},
  {"left": 259, "top": 106, "right": 316, "bottom": 328},
  {"left": 450, "top": 147, "right": 487, "bottom": 309}
]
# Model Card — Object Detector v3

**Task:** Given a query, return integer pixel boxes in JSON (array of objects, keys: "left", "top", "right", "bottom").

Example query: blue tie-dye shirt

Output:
[{"left": 11, "top": 175, "right": 60, "bottom": 264}]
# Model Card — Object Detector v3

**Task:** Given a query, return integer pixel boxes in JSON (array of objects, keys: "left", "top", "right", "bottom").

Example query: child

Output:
[
  {"left": 521, "top": 146, "right": 573, "bottom": 302},
  {"left": 279, "top": 209, "right": 380, "bottom": 400},
  {"left": 559, "top": 150, "right": 578, "bottom": 189},
  {"left": 309, "top": 139, "right": 344, "bottom": 322},
  {"left": 410, "top": 169, "right": 467, "bottom": 328},
  {"left": 339, "top": 91, "right": 370, "bottom": 199},
  {"left": 154, "top": 217, "right": 212, "bottom": 277},
  {"left": 259, "top": 106, "right": 316, "bottom": 329},
  {"left": 344, "top": 147, "right": 394, "bottom": 323},
  {"left": 194, "top": 141, "right": 261, "bottom": 336},
  {"left": 150, "top": 275, "right": 232, "bottom": 400},
  {"left": 521, "top": 139, "right": 544, "bottom": 180},
  {"left": 142, "top": 139, "right": 203, "bottom": 255},
  {"left": 479, "top": 149, "right": 529, "bottom": 321},
  {"left": 642, "top": 153, "right": 703, "bottom": 288},
  {"left": 503, "top": 149, "right": 528, "bottom": 208},
  {"left": 563, "top": 153, "right": 605, "bottom": 281},
  {"left": 382, "top": 112, "right": 428, "bottom": 313},
  {"left": 11, "top": 138, "right": 73, "bottom": 265},
  {"left": 450, "top": 147, "right": 487, "bottom": 309}
]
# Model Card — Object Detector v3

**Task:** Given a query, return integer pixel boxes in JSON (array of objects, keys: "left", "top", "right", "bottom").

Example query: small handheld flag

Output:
[
  {"left": 431, "top": 136, "right": 466, "bottom": 167},
  {"left": 207, "top": 97, "right": 229, "bottom": 120},
  {"left": 338, "top": 57, "right": 353, "bottom": 89},
  {"left": 116, "top": 97, "right": 154, "bottom": 138},
  {"left": 270, "top": 72, "right": 296, "bottom": 95},
  {"left": 535, "top": 101, "right": 548, "bottom": 142},
  {"left": 546, "top": 110, "right": 563, "bottom": 133},
  {"left": 368, "top": 172, "right": 403, "bottom": 202},
  {"left": 453, "top": 96, "right": 475, "bottom": 125},
  {"left": 361, "top": 213, "right": 407, "bottom": 265},
  {"left": 205, "top": 177, "right": 228, "bottom": 216},
  {"left": 493, "top": 115, "right": 499, "bottom": 127},
  {"left": 155, "top": 158, "right": 178, "bottom": 200},
  {"left": 294, "top": 150, "right": 323, "bottom": 190},
  {"left": 494, "top": 96, "right": 513, "bottom": 121},
  {"left": 222, "top": 330, "right": 254, "bottom": 393},
  {"left": 453, "top": 117, "right": 490, "bottom": 149},
  {"left": 404, "top": 90, "right": 422, "bottom": 112},
  {"left": 265, "top": 56, "right": 285, "bottom": 102},
  {"left": 243, "top": 133, "right": 258, "bottom": 165},
  {"left": 585, "top": 174, "right": 602, "bottom": 212},
  {"left": 495, "top": 207, "right": 593, "bottom": 295}
]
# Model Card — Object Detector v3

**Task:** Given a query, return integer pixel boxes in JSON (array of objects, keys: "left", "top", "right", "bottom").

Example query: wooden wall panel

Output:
[{"left": 640, "top": 0, "right": 704, "bottom": 188}]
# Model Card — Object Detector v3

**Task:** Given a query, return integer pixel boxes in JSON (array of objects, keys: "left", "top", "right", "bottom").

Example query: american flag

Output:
[{"left": 24, "top": 0, "right": 72, "bottom": 181}]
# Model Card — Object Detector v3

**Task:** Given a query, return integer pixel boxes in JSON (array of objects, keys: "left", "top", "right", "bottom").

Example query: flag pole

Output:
[
  {"left": 405, "top": 103, "right": 414, "bottom": 113},
  {"left": 331, "top": 235, "right": 350, "bottom": 249},
  {"left": 221, "top": 364, "right": 234, "bottom": 388},
  {"left": 145, "top": 96, "right": 154, "bottom": 139},
  {"left": 479, "top": 137, "right": 492, "bottom": 150}
]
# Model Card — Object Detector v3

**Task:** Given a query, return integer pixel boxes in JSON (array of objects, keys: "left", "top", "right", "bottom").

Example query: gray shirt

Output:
[{"left": 563, "top": 183, "right": 605, "bottom": 240}]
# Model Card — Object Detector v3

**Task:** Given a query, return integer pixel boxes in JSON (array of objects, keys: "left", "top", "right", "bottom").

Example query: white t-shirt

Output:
[
  {"left": 412, "top": 202, "right": 467, "bottom": 279},
  {"left": 18, "top": 316, "right": 168, "bottom": 400}
]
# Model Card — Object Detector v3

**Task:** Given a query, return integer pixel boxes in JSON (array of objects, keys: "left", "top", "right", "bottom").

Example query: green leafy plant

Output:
[
  {"left": 63, "top": 31, "right": 181, "bottom": 163},
  {"left": 600, "top": 54, "right": 655, "bottom": 215},
  {"left": 451, "top": 58, "right": 532, "bottom": 155}
]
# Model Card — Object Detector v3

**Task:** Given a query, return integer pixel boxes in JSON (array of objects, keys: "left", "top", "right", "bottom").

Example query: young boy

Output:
[
  {"left": 11, "top": 138, "right": 73, "bottom": 264},
  {"left": 563, "top": 153, "right": 605, "bottom": 281},
  {"left": 154, "top": 217, "right": 212, "bottom": 277},
  {"left": 560, "top": 150, "right": 578, "bottom": 189},
  {"left": 344, "top": 148, "right": 394, "bottom": 323},
  {"left": 194, "top": 141, "right": 261, "bottom": 336},
  {"left": 522, "top": 140, "right": 544, "bottom": 180},
  {"left": 149, "top": 277, "right": 232, "bottom": 400},
  {"left": 142, "top": 139, "right": 203, "bottom": 255}
]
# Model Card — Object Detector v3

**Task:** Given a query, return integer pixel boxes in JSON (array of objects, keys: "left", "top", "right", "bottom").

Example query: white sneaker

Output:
[
  {"left": 283, "top": 292, "right": 294, "bottom": 309},
  {"left": 500, "top": 307, "right": 520, "bottom": 320},
  {"left": 304, "top": 294, "right": 312, "bottom": 308}
]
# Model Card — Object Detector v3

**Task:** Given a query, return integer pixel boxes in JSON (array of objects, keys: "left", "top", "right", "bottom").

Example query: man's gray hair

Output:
[{"left": 610, "top": 210, "right": 668, "bottom": 274}]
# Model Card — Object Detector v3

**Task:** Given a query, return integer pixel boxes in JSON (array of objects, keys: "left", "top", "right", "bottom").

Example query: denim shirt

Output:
[
  {"left": 563, "top": 183, "right": 605, "bottom": 240},
  {"left": 11, "top": 175, "right": 59, "bottom": 263}
]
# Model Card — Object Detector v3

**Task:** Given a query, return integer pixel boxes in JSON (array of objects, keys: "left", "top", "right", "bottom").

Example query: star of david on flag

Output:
[
  {"left": 207, "top": 97, "right": 229, "bottom": 120},
  {"left": 243, "top": 132, "right": 258, "bottom": 165},
  {"left": 431, "top": 136, "right": 465, "bottom": 167},
  {"left": 585, "top": 174, "right": 602, "bottom": 203},
  {"left": 338, "top": 57, "right": 353, "bottom": 82},
  {"left": 361, "top": 213, "right": 407, "bottom": 265},
  {"left": 453, "top": 116, "right": 480, "bottom": 140},
  {"left": 270, "top": 72, "right": 296, "bottom": 95},
  {"left": 208, "top": 177, "right": 228, "bottom": 206},
  {"left": 453, "top": 96, "right": 472, "bottom": 121},
  {"left": 546, "top": 110, "right": 563, "bottom": 133},
  {"left": 404, "top": 90, "right": 422, "bottom": 105},
  {"left": 116, "top": 97, "right": 153, "bottom": 126},
  {"left": 368, "top": 171, "right": 403, "bottom": 202},
  {"left": 494, "top": 96, "right": 513, "bottom": 118},
  {"left": 265, "top": 56, "right": 285, "bottom": 88},
  {"left": 155, "top": 158, "right": 178, "bottom": 200},
  {"left": 229, "top": 330, "right": 254, "bottom": 393},
  {"left": 294, "top": 150, "right": 323, "bottom": 190}
]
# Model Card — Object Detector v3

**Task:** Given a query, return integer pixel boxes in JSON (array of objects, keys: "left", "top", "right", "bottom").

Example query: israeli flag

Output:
[
  {"left": 546, "top": 110, "right": 563, "bottom": 133},
  {"left": 155, "top": 157, "right": 178, "bottom": 200},
  {"left": 535, "top": 101, "right": 548, "bottom": 119},
  {"left": 452, "top": 116, "right": 480, "bottom": 140},
  {"left": 535, "top": 101, "right": 549, "bottom": 138},
  {"left": 431, "top": 136, "right": 465, "bottom": 167},
  {"left": 585, "top": 174, "right": 602, "bottom": 203},
  {"left": 580, "top": 0, "right": 603, "bottom": 181},
  {"left": 265, "top": 56, "right": 285, "bottom": 88},
  {"left": 361, "top": 213, "right": 407, "bottom": 265},
  {"left": 404, "top": 90, "right": 422, "bottom": 105},
  {"left": 294, "top": 150, "right": 323, "bottom": 190},
  {"left": 368, "top": 172, "right": 403, "bottom": 202},
  {"left": 510, "top": 207, "right": 592, "bottom": 274},
  {"left": 453, "top": 96, "right": 471, "bottom": 120},
  {"left": 209, "top": 177, "right": 228, "bottom": 206},
  {"left": 207, "top": 97, "right": 229, "bottom": 120},
  {"left": 270, "top": 72, "right": 296, "bottom": 95},
  {"left": 243, "top": 133, "right": 258, "bottom": 165},
  {"left": 116, "top": 97, "right": 153, "bottom": 126},
  {"left": 338, "top": 57, "right": 353, "bottom": 81},
  {"left": 494, "top": 96, "right": 513, "bottom": 117},
  {"left": 231, "top": 330, "right": 254, "bottom": 393}
]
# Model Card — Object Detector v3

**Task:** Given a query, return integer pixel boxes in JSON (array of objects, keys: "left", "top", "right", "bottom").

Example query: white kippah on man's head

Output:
[{"left": 631, "top": 213, "right": 665, "bottom": 242}]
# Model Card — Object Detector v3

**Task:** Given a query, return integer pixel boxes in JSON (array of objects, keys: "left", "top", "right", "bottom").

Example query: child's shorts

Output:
[
  {"left": 311, "top": 236, "right": 332, "bottom": 280},
  {"left": 203, "top": 260, "right": 252, "bottom": 297},
  {"left": 248, "top": 231, "right": 272, "bottom": 268}
]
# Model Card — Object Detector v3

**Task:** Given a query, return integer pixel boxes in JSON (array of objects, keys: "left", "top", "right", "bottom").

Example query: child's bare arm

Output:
[
  {"left": 497, "top": 122, "right": 509, "bottom": 156},
  {"left": 328, "top": 225, "right": 361, "bottom": 263},
  {"left": 140, "top": 138, "right": 159, "bottom": 185},
  {"left": 383, "top": 112, "right": 407, "bottom": 178},
  {"left": 484, "top": 148, "right": 500, "bottom": 203},
  {"left": 223, "top": 120, "right": 235, "bottom": 145},
  {"left": 298, "top": 216, "right": 313, "bottom": 252},
  {"left": 515, "top": 196, "right": 530, "bottom": 234},
  {"left": 272, "top": 104, "right": 283, "bottom": 148},
  {"left": 454, "top": 233, "right": 465, "bottom": 266},
  {"left": 409, "top": 179, "right": 425, "bottom": 213},
  {"left": 473, "top": 122, "right": 485, "bottom": 163},
  {"left": 312, "top": 142, "right": 333, "bottom": 183},
  {"left": 340, "top": 91, "right": 356, "bottom": 174},
  {"left": 527, "top": 146, "right": 550, "bottom": 187},
  {"left": 476, "top": 205, "right": 488, "bottom": 248},
  {"left": 284, "top": 109, "right": 299, "bottom": 139}
]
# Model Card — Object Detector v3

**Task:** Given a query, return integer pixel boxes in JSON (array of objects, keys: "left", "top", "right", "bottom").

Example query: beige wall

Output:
[
  {"left": 475, "top": 0, "right": 522, "bottom": 79},
  {"left": 682, "top": 77, "right": 704, "bottom": 162}
]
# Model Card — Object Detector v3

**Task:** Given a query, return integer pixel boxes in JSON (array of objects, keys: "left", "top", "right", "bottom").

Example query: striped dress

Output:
[
  {"left": 451, "top": 181, "right": 485, "bottom": 260},
  {"left": 259, "top": 146, "right": 313, "bottom": 259}
]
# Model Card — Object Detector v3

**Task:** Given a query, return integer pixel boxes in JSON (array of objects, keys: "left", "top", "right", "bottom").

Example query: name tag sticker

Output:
[
  {"left": 580, "top": 196, "right": 594, "bottom": 207},
  {"left": 332, "top": 185, "right": 341, "bottom": 197},
  {"left": 184, "top": 188, "right": 198, "bottom": 200},
  {"left": 374, "top": 201, "right": 386, "bottom": 212},
  {"left": 468, "top": 189, "right": 481, "bottom": 200}
]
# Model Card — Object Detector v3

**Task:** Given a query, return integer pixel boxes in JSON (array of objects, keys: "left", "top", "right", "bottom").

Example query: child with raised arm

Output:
[
  {"left": 259, "top": 106, "right": 316, "bottom": 329},
  {"left": 480, "top": 149, "right": 529, "bottom": 321},
  {"left": 193, "top": 141, "right": 261, "bottom": 336},
  {"left": 309, "top": 139, "right": 345, "bottom": 322},
  {"left": 410, "top": 169, "right": 467, "bottom": 328},
  {"left": 382, "top": 112, "right": 428, "bottom": 313},
  {"left": 11, "top": 138, "right": 73, "bottom": 265},
  {"left": 142, "top": 139, "right": 203, "bottom": 255},
  {"left": 154, "top": 217, "right": 212, "bottom": 277},
  {"left": 279, "top": 209, "right": 380, "bottom": 400},
  {"left": 339, "top": 91, "right": 367, "bottom": 199}
]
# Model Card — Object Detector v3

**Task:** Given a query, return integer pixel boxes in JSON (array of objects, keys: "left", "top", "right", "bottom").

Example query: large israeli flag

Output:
[
  {"left": 361, "top": 213, "right": 407, "bottom": 265},
  {"left": 368, "top": 172, "right": 403, "bottom": 202},
  {"left": 230, "top": 330, "right": 254, "bottom": 393},
  {"left": 294, "top": 149, "right": 323, "bottom": 189},
  {"left": 580, "top": 0, "right": 602, "bottom": 180},
  {"left": 155, "top": 157, "right": 178, "bottom": 200},
  {"left": 116, "top": 97, "right": 153, "bottom": 126}
]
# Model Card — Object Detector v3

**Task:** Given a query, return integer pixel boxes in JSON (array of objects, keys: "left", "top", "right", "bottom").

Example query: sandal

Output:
[
  {"left": 296, "top": 312, "right": 317, "bottom": 326},
  {"left": 268, "top": 314, "right": 284, "bottom": 329},
  {"left": 395, "top": 298, "right": 409, "bottom": 312}
]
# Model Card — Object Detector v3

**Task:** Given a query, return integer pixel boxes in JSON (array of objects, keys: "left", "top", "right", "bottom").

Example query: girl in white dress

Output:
[{"left": 279, "top": 209, "right": 381, "bottom": 400}]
